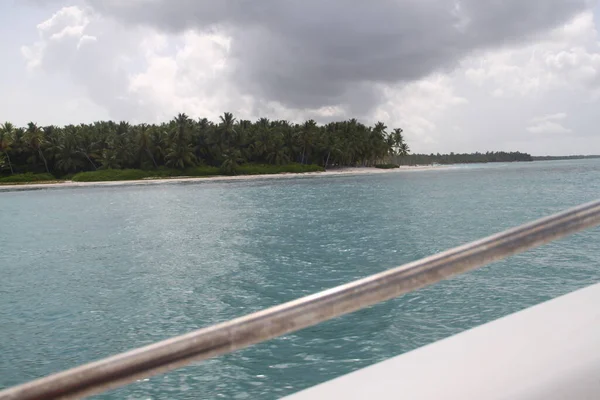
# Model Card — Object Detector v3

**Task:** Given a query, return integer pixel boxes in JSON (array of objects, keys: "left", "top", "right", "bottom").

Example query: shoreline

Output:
[{"left": 0, "top": 165, "right": 444, "bottom": 193}]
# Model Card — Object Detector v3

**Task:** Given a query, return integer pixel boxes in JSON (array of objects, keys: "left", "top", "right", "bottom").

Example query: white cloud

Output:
[
  {"left": 19, "top": 6, "right": 356, "bottom": 124},
  {"left": 77, "top": 35, "right": 97, "bottom": 49},
  {"left": 20, "top": 5, "right": 161, "bottom": 120},
  {"left": 37, "top": 6, "right": 89, "bottom": 38},
  {"left": 461, "top": 12, "right": 600, "bottom": 98},
  {"left": 527, "top": 121, "right": 573, "bottom": 134},
  {"left": 9, "top": 4, "right": 600, "bottom": 155},
  {"left": 527, "top": 113, "right": 573, "bottom": 134},
  {"left": 22, "top": 6, "right": 91, "bottom": 69},
  {"left": 127, "top": 31, "right": 236, "bottom": 121},
  {"left": 531, "top": 112, "right": 568, "bottom": 123},
  {"left": 375, "top": 76, "right": 468, "bottom": 147}
]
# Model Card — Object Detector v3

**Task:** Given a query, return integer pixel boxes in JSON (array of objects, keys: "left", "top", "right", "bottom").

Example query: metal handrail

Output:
[{"left": 1, "top": 199, "right": 600, "bottom": 400}]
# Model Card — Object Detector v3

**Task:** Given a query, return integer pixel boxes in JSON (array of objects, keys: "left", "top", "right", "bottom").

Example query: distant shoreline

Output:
[
  {"left": 0, "top": 165, "right": 444, "bottom": 192},
  {"left": 4, "top": 157, "right": 596, "bottom": 193},
  {"left": 532, "top": 155, "right": 600, "bottom": 161}
]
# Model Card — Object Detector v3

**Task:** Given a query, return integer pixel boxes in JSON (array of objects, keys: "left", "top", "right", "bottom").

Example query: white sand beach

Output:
[{"left": 0, "top": 165, "right": 445, "bottom": 192}]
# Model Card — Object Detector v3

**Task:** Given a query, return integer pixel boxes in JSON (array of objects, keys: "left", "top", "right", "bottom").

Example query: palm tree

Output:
[
  {"left": 76, "top": 126, "right": 99, "bottom": 170},
  {"left": 173, "top": 113, "right": 191, "bottom": 142},
  {"left": 373, "top": 121, "right": 388, "bottom": 135},
  {"left": 115, "top": 125, "right": 135, "bottom": 169},
  {"left": 166, "top": 114, "right": 196, "bottom": 169},
  {"left": 25, "top": 122, "right": 50, "bottom": 174},
  {"left": 282, "top": 125, "right": 299, "bottom": 163},
  {"left": 299, "top": 120, "right": 317, "bottom": 164},
  {"left": 99, "top": 149, "right": 121, "bottom": 170},
  {"left": 266, "top": 133, "right": 289, "bottom": 165},
  {"left": 10, "top": 128, "right": 26, "bottom": 169},
  {"left": 250, "top": 119, "right": 272, "bottom": 162},
  {"left": 165, "top": 143, "right": 196, "bottom": 169},
  {"left": 386, "top": 128, "right": 403, "bottom": 159},
  {"left": 150, "top": 128, "right": 168, "bottom": 166},
  {"left": 399, "top": 142, "right": 410, "bottom": 157},
  {"left": 135, "top": 124, "right": 158, "bottom": 168},
  {"left": 55, "top": 132, "right": 85, "bottom": 173},
  {"left": 392, "top": 128, "right": 404, "bottom": 145},
  {"left": 320, "top": 133, "right": 342, "bottom": 169},
  {"left": 0, "top": 117, "right": 411, "bottom": 175},
  {"left": 386, "top": 135, "right": 396, "bottom": 157},
  {"left": 219, "top": 112, "right": 237, "bottom": 149},
  {"left": 220, "top": 149, "right": 243, "bottom": 175},
  {"left": 0, "top": 122, "right": 15, "bottom": 174}
]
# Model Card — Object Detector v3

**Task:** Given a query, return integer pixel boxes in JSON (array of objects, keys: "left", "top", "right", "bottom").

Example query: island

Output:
[
  {"left": 0, "top": 113, "right": 411, "bottom": 184},
  {"left": 1, "top": 113, "right": 580, "bottom": 187}
]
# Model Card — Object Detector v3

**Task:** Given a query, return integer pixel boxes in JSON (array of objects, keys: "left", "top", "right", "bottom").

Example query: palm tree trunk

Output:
[
  {"left": 84, "top": 153, "right": 97, "bottom": 170},
  {"left": 39, "top": 149, "right": 50, "bottom": 174},
  {"left": 325, "top": 151, "right": 330, "bottom": 170},
  {"left": 146, "top": 148, "right": 158, "bottom": 168},
  {"left": 4, "top": 151, "right": 14, "bottom": 174}
]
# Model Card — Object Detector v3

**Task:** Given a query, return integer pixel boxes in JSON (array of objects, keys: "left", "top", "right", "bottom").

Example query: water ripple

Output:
[{"left": 0, "top": 159, "right": 599, "bottom": 399}]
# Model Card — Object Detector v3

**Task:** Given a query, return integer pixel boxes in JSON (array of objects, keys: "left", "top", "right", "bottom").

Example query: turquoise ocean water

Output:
[{"left": 1, "top": 159, "right": 599, "bottom": 399}]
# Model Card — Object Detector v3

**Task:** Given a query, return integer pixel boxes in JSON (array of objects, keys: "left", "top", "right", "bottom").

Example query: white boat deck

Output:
[{"left": 284, "top": 282, "right": 600, "bottom": 400}]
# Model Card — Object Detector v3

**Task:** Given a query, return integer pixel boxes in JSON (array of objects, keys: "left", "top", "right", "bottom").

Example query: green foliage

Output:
[
  {"left": 0, "top": 173, "right": 56, "bottom": 184},
  {"left": 183, "top": 166, "right": 221, "bottom": 177},
  {"left": 72, "top": 169, "right": 152, "bottom": 182},
  {"left": 219, "top": 149, "right": 244, "bottom": 175},
  {"left": 147, "top": 167, "right": 189, "bottom": 178},
  {"left": 374, "top": 164, "right": 400, "bottom": 169},
  {"left": 1, "top": 113, "right": 542, "bottom": 182},
  {"left": 0, "top": 114, "right": 409, "bottom": 178},
  {"left": 71, "top": 168, "right": 219, "bottom": 182},
  {"left": 395, "top": 151, "right": 533, "bottom": 165},
  {"left": 70, "top": 164, "right": 322, "bottom": 182},
  {"left": 237, "top": 163, "right": 324, "bottom": 175},
  {"left": 532, "top": 155, "right": 600, "bottom": 161}
]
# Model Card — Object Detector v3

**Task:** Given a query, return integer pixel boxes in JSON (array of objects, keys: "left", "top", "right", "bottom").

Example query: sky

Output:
[{"left": 2, "top": 1, "right": 600, "bottom": 155}]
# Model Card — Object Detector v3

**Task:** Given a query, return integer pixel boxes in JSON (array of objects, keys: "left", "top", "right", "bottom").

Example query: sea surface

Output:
[{"left": 1, "top": 159, "right": 599, "bottom": 399}]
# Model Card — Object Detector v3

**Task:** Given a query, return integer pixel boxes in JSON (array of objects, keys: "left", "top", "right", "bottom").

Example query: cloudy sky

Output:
[{"left": 2, "top": 0, "right": 600, "bottom": 155}]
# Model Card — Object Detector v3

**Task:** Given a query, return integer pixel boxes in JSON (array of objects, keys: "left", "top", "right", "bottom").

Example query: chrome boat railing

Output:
[{"left": 1, "top": 199, "right": 600, "bottom": 400}]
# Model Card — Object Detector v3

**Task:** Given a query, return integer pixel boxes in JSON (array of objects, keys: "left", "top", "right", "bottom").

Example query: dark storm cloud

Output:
[{"left": 83, "top": 0, "right": 595, "bottom": 111}]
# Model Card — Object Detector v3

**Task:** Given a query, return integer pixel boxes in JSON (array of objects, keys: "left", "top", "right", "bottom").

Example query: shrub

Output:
[
  {"left": 71, "top": 167, "right": 224, "bottom": 182},
  {"left": 374, "top": 164, "right": 400, "bottom": 169},
  {"left": 0, "top": 173, "right": 57, "bottom": 184},
  {"left": 237, "top": 163, "right": 324, "bottom": 175},
  {"left": 70, "top": 164, "right": 324, "bottom": 182},
  {"left": 145, "top": 168, "right": 184, "bottom": 178},
  {"left": 71, "top": 169, "right": 151, "bottom": 182},
  {"left": 183, "top": 166, "right": 222, "bottom": 177}
]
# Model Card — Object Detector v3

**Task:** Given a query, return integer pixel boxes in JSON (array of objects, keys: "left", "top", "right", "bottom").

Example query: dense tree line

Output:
[
  {"left": 532, "top": 155, "right": 600, "bottom": 161},
  {"left": 394, "top": 151, "right": 533, "bottom": 165},
  {"left": 0, "top": 114, "right": 409, "bottom": 177}
]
